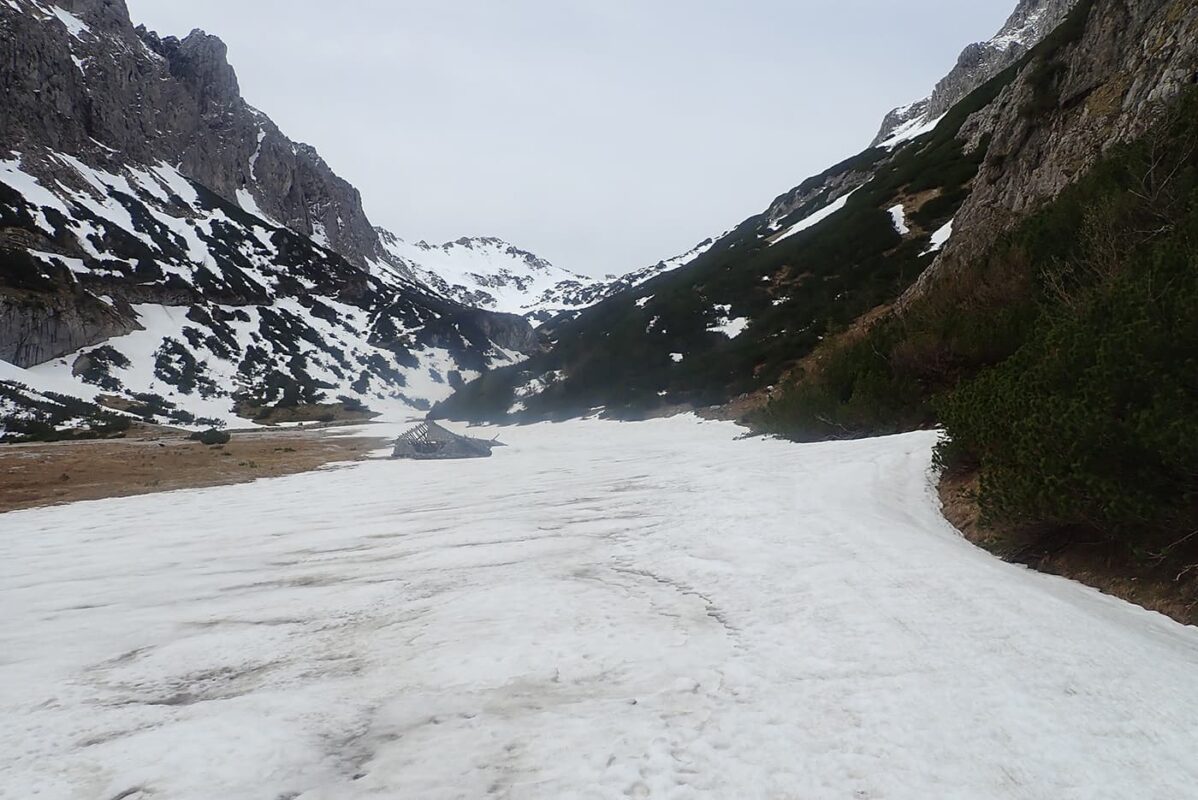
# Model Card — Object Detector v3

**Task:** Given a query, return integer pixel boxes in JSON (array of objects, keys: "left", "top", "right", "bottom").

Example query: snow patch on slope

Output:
[
  {"left": 772, "top": 191, "right": 855, "bottom": 245},
  {"left": 879, "top": 113, "right": 947, "bottom": 149},
  {"left": 707, "top": 305, "right": 750, "bottom": 339},
  {"left": 923, "top": 219, "right": 955, "bottom": 255}
]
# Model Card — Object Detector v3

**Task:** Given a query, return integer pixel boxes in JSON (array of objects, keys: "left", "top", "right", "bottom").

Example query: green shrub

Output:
[
  {"left": 937, "top": 89, "right": 1198, "bottom": 549},
  {"left": 189, "top": 428, "right": 231, "bottom": 446},
  {"left": 939, "top": 241, "right": 1198, "bottom": 547}
]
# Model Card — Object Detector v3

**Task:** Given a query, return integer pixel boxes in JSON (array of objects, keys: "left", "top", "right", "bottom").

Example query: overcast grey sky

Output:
[{"left": 126, "top": 1, "right": 1017, "bottom": 276}]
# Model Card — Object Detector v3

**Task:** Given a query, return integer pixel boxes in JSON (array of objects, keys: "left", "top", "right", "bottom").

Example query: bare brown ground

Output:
[
  {"left": 0, "top": 423, "right": 387, "bottom": 513},
  {"left": 940, "top": 468, "right": 1198, "bottom": 627}
]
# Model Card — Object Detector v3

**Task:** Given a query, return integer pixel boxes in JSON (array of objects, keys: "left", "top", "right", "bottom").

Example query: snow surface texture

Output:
[{"left": 3, "top": 417, "right": 1197, "bottom": 799}]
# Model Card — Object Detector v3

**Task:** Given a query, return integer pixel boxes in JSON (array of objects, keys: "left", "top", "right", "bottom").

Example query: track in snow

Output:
[{"left": 2, "top": 417, "right": 1197, "bottom": 799}]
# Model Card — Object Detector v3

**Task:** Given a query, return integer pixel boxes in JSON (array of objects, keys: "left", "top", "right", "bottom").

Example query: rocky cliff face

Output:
[
  {"left": 903, "top": 0, "right": 1198, "bottom": 306},
  {"left": 873, "top": 0, "right": 1078, "bottom": 145},
  {"left": 0, "top": 0, "right": 548, "bottom": 432},
  {"left": 0, "top": 0, "right": 398, "bottom": 271},
  {"left": 0, "top": 289, "right": 136, "bottom": 368}
]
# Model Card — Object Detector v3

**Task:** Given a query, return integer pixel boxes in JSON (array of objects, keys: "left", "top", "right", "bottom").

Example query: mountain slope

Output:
[
  {"left": 434, "top": 76, "right": 1003, "bottom": 421},
  {"left": 0, "top": 0, "right": 546, "bottom": 436},
  {"left": 751, "top": 0, "right": 1198, "bottom": 579},
  {"left": 0, "top": 151, "right": 536, "bottom": 431},
  {"left": 436, "top": 0, "right": 1197, "bottom": 431}
]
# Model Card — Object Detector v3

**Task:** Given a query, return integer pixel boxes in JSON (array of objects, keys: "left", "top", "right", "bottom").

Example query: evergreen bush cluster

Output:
[
  {"left": 0, "top": 383, "right": 132, "bottom": 442},
  {"left": 939, "top": 93, "right": 1198, "bottom": 549}
]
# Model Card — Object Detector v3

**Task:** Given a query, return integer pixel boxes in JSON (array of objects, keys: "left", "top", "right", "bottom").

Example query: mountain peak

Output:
[
  {"left": 157, "top": 28, "right": 241, "bottom": 109},
  {"left": 872, "top": 0, "right": 1079, "bottom": 146}
]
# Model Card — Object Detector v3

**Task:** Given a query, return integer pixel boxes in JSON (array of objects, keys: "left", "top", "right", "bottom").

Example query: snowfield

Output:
[{"left": 3, "top": 417, "right": 1197, "bottom": 799}]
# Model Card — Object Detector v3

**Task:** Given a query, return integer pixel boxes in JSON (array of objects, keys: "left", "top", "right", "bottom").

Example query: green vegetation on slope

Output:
[
  {"left": 437, "top": 53, "right": 1026, "bottom": 423},
  {"left": 941, "top": 95, "right": 1198, "bottom": 552},
  {"left": 762, "top": 87, "right": 1198, "bottom": 555},
  {"left": 755, "top": 0, "right": 1104, "bottom": 441}
]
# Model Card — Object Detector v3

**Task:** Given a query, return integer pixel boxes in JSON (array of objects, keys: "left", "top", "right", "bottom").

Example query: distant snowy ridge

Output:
[
  {"left": 378, "top": 229, "right": 720, "bottom": 327},
  {"left": 377, "top": 231, "right": 599, "bottom": 325}
]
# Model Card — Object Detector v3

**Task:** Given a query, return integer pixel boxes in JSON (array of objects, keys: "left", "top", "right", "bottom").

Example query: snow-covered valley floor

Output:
[{"left": 3, "top": 417, "right": 1197, "bottom": 799}]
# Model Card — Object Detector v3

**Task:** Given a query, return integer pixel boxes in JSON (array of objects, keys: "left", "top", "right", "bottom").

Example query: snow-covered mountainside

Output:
[
  {"left": 378, "top": 232, "right": 604, "bottom": 325},
  {"left": 0, "top": 0, "right": 543, "bottom": 436},
  {"left": 377, "top": 230, "right": 719, "bottom": 327},
  {"left": 0, "top": 0, "right": 725, "bottom": 437},
  {"left": 5, "top": 417, "right": 1197, "bottom": 797},
  {"left": 873, "top": 0, "right": 1077, "bottom": 145},
  {"left": 0, "top": 152, "right": 537, "bottom": 430}
]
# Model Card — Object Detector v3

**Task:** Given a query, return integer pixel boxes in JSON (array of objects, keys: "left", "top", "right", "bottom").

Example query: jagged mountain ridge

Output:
[
  {"left": 2, "top": 0, "right": 398, "bottom": 272},
  {"left": 697, "top": 1, "right": 1081, "bottom": 293},
  {"left": 873, "top": 0, "right": 1078, "bottom": 146},
  {"left": 0, "top": 0, "right": 549, "bottom": 435}
]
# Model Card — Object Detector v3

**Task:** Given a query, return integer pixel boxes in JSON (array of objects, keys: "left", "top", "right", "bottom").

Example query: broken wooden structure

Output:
[{"left": 391, "top": 421, "right": 501, "bottom": 460}]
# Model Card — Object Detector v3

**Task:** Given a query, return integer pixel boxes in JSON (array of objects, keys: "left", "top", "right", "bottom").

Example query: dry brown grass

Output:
[{"left": 0, "top": 423, "right": 386, "bottom": 513}]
